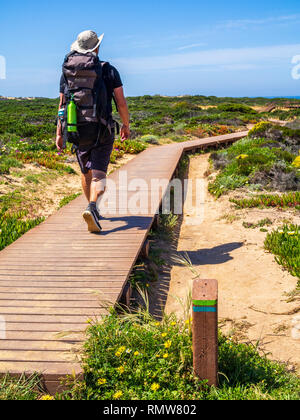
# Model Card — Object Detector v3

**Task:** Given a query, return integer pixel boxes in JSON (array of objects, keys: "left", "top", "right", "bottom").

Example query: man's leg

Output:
[
  {"left": 81, "top": 170, "right": 106, "bottom": 203},
  {"left": 81, "top": 130, "right": 114, "bottom": 232},
  {"left": 81, "top": 170, "right": 92, "bottom": 201},
  {"left": 82, "top": 170, "right": 106, "bottom": 233},
  {"left": 81, "top": 170, "right": 107, "bottom": 203},
  {"left": 89, "top": 169, "right": 107, "bottom": 202}
]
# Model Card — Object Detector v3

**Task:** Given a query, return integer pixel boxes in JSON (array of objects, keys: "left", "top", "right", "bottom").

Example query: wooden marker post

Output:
[{"left": 192, "top": 278, "right": 218, "bottom": 387}]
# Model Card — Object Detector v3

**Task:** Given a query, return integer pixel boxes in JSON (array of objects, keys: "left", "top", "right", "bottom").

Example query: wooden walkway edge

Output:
[{"left": 0, "top": 131, "right": 248, "bottom": 392}]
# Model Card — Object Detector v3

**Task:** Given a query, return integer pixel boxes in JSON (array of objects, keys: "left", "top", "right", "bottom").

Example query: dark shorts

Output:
[{"left": 75, "top": 124, "right": 115, "bottom": 174}]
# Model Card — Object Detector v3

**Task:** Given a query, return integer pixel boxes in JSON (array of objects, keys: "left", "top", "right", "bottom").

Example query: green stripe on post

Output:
[{"left": 192, "top": 299, "right": 217, "bottom": 306}]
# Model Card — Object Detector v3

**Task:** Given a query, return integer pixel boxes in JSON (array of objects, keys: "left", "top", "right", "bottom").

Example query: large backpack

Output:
[{"left": 61, "top": 51, "right": 113, "bottom": 148}]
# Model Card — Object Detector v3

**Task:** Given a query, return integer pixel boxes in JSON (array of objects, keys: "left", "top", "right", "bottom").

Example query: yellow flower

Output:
[
  {"left": 163, "top": 353, "right": 169, "bottom": 358},
  {"left": 117, "top": 366, "right": 125, "bottom": 374},
  {"left": 146, "top": 283, "right": 150, "bottom": 287},
  {"left": 170, "top": 322, "right": 176, "bottom": 326},
  {"left": 115, "top": 351, "right": 121, "bottom": 357},
  {"left": 40, "top": 395, "right": 54, "bottom": 400},
  {"left": 151, "top": 383, "right": 160, "bottom": 392},
  {"left": 161, "top": 332, "right": 167, "bottom": 338},
  {"left": 292, "top": 156, "right": 300, "bottom": 168},
  {"left": 86, "top": 318, "right": 92, "bottom": 324},
  {"left": 134, "top": 351, "right": 140, "bottom": 356},
  {"left": 185, "top": 318, "right": 192, "bottom": 325},
  {"left": 97, "top": 378, "right": 107, "bottom": 386},
  {"left": 164, "top": 340, "right": 172, "bottom": 349},
  {"left": 154, "top": 322, "right": 160, "bottom": 326},
  {"left": 113, "top": 390, "right": 123, "bottom": 399},
  {"left": 117, "top": 346, "right": 126, "bottom": 353},
  {"left": 236, "top": 154, "right": 248, "bottom": 160}
]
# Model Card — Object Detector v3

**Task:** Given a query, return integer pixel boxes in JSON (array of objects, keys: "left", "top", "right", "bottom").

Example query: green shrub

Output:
[
  {"left": 24, "top": 174, "right": 40, "bottom": 184},
  {"left": 248, "top": 122, "right": 273, "bottom": 137},
  {"left": 0, "top": 207, "right": 44, "bottom": 251},
  {"left": 209, "top": 130, "right": 299, "bottom": 196},
  {"left": 264, "top": 225, "right": 300, "bottom": 287},
  {"left": 58, "top": 193, "right": 81, "bottom": 208},
  {"left": 217, "top": 103, "right": 257, "bottom": 114},
  {"left": 0, "top": 374, "right": 42, "bottom": 400},
  {"left": 208, "top": 173, "right": 248, "bottom": 197},
  {"left": 230, "top": 192, "right": 300, "bottom": 209},
  {"left": 0, "top": 156, "right": 24, "bottom": 174},
  {"left": 140, "top": 135, "right": 160, "bottom": 144},
  {"left": 242, "top": 218, "right": 273, "bottom": 229}
]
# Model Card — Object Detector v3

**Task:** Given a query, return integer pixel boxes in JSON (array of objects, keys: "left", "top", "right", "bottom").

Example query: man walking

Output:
[{"left": 56, "top": 30, "right": 130, "bottom": 232}]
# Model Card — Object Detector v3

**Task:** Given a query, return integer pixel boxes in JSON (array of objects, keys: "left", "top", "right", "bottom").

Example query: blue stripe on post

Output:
[{"left": 193, "top": 306, "right": 216, "bottom": 313}]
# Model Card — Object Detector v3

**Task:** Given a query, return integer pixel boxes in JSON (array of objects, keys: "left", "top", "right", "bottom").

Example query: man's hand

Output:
[
  {"left": 114, "top": 87, "right": 130, "bottom": 142},
  {"left": 56, "top": 134, "right": 63, "bottom": 152},
  {"left": 120, "top": 124, "right": 130, "bottom": 142}
]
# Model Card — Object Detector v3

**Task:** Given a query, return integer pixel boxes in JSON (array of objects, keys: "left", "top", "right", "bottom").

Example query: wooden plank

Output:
[
  {"left": 0, "top": 266, "right": 132, "bottom": 273},
  {"left": 0, "top": 361, "right": 82, "bottom": 376},
  {"left": 0, "top": 293, "right": 119, "bottom": 301},
  {"left": 0, "top": 299, "right": 107, "bottom": 308},
  {"left": 0, "top": 349, "right": 81, "bottom": 363},
  {"left": 0, "top": 270, "right": 128, "bottom": 275},
  {"left": 4, "top": 323, "right": 86, "bottom": 332},
  {"left": 2, "top": 314, "right": 98, "bottom": 323},
  {"left": 3, "top": 331, "right": 85, "bottom": 341},
  {"left": 0, "top": 340, "right": 81, "bottom": 351},
  {"left": 0, "top": 287, "right": 124, "bottom": 295},
  {"left": 0, "top": 306, "right": 104, "bottom": 315},
  {"left": 0, "top": 262, "right": 134, "bottom": 269},
  {"left": 0, "top": 280, "right": 129, "bottom": 287}
]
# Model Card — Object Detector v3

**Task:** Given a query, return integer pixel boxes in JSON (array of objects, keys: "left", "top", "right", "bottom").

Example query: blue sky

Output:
[{"left": 0, "top": 0, "right": 300, "bottom": 98}]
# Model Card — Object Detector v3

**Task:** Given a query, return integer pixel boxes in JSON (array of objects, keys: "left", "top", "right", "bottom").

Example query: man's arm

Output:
[
  {"left": 114, "top": 86, "right": 130, "bottom": 141},
  {"left": 56, "top": 93, "right": 65, "bottom": 151}
]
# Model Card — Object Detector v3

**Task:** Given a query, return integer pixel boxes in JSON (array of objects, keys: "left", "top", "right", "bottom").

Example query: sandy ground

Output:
[
  {"left": 0, "top": 154, "right": 135, "bottom": 219},
  {"left": 162, "top": 154, "right": 300, "bottom": 373}
]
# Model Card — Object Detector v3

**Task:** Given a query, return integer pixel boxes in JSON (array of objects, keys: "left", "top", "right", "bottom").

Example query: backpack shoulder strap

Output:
[
  {"left": 61, "top": 52, "right": 76, "bottom": 97},
  {"left": 62, "top": 51, "right": 75, "bottom": 66},
  {"left": 101, "top": 62, "right": 118, "bottom": 111}
]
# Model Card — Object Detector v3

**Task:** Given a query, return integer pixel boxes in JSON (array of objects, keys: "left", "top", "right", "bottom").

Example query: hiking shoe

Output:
[
  {"left": 82, "top": 205, "right": 102, "bottom": 233},
  {"left": 84, "top": 203, "right": 101, "bottom": 220}
]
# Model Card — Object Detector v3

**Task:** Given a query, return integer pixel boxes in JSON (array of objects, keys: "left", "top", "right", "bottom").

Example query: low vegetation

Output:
[
  {"left": 230, "top": 192, "right": 300, "bottom": 210},
  {"left": 264, "top": 224, "right": 300, "bottom": 292},
  {"left": 242, "top": 218, "right": 273, "bottom": 229},
  {"left": 209, "top": 123, "right": 300, "bottom": 197},
  {"left": 0, "top": 206, "right": 44, "bottom": 251},
  {"left": 58, "top": 193, "right": 81, "bottom": 209},
  {"left": 0, "top": 374, "right": 42, "bottom": 400},
  {"left": 55, "top": 307, "right": 300, "bottom": 400}
]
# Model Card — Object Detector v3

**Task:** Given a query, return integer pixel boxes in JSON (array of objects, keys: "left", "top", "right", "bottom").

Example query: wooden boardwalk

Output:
[{"left": 0, "top": 131, "right": 248, "bottom": 392}]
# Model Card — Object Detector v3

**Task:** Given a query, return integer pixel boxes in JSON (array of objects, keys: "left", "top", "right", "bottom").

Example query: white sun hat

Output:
[{"left": 71, "top": 30, "right": 104, "bottom": 53}]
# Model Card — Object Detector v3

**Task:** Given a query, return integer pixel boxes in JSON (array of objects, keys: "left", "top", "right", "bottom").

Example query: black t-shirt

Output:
[{"left": 59, "top": 62, "right": 122, "bottom": 116}]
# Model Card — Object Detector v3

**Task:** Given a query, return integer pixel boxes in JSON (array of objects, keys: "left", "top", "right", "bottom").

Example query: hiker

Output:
[{"left": 56, "top": 30, "right": 130, "bottom": 232}]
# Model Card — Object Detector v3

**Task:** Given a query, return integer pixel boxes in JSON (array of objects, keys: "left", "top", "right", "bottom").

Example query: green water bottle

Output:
[{"left": 67, "top": 94, "right": 77, "bottom": 132}]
